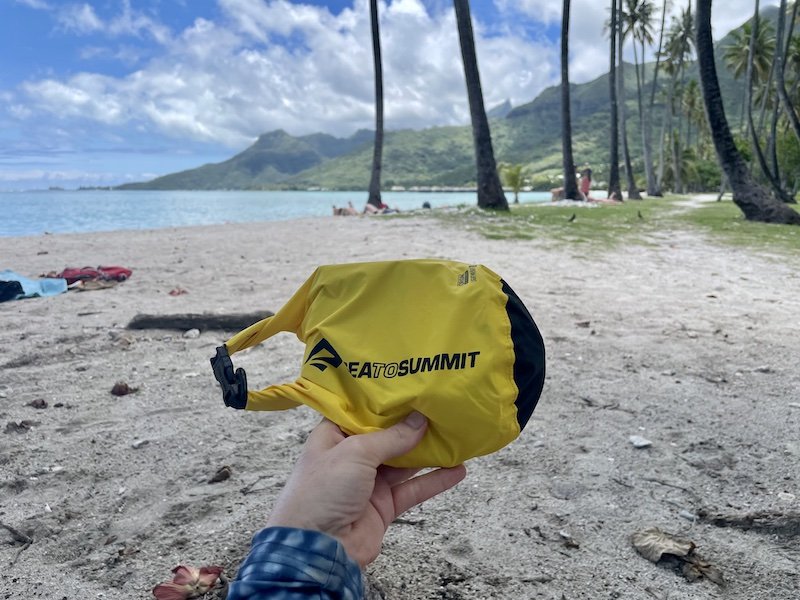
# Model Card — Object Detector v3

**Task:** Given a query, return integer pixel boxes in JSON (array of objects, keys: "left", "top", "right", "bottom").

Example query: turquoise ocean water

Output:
[{"left": 0, "top": 190, "right": 551, "bottom": 237}]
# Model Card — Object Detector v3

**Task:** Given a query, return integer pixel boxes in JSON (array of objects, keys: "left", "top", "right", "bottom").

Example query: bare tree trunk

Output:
[
  {"left": 618, "top": 0, "right": 641, "bottom": 199},
  {"left": 367, "top": 0, "right": 384, "bottom": 208},
  {"left": 608, "top": 0, "right": 622, "bottom": 200},
  {"left": 696, "top": 0, "right": 800, "bottom": 224},
  {"left": 453, "top": 0, "right": 508, "bottom": 210},
  {"left": 560, "top": 0, "right": 580, "bottom": 201}
]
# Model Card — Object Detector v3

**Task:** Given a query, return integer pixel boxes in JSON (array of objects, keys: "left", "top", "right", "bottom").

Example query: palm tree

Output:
[
  {"left": 500, "top": 164, "right": 526, "bottom": 204},
  {"left": 623, "top": 0, "right": 658, "bottom": 196},
  {"left": 660, "top": 5, "right": 693, "bottom": 194},
  {"left": 644, "top": 0, "right": 670, "bottom": 197},
  {"left": 453, "top": 0, "right": 508, "bottom": 210},
  {"left": 608, "top": 0, "right": 622, "bottom": 200},
  {"left": 560, "top": 0, "right": 580, "bottom": 201},
  {"left": 744, "top": 0, "right": 794, "bottom": 203},
  {"left": 695, "top": 0, "right": 800, "bottom": 224},
  {"left": 367, "top": 0, "right": 384, "bottom": 208},
  {"left": 776, "top": 0, "right": 800, "bottom": 149},
  {"left": 617, "top": 0, "right": 641, "bottom": 199},
  {"left": 724, "top": 21, "right": 775, "bottom": 131},
  {"left": 682, "top": 78, "right": 702, "bottom": 147}
]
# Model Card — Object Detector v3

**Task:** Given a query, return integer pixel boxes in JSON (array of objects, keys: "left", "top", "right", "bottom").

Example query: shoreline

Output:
[{"left": 1, "top": 214, "right": 798, "bottom": 600}]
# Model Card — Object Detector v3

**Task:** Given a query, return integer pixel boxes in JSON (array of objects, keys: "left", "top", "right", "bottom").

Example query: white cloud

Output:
[
  {"left": 14, "top": 0, "right": 51, "bottom": 9},
  {"left": 56, "top": 1, "right": 171, "bottom": 44},
  {"left": 16, "top": 0, "right": 557, "bottom": 145},
  {"left": 11, "top": 0, "right": 779, "bottom": 154},
  {"left": 0, "top": 168, "right": 118, "bottom": 182},
  {"left": 58, "top": 3, "right": 103, "bottom": 34}
]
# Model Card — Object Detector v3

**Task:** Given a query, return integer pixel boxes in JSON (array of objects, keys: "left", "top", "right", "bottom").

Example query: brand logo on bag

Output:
[
  {"left": 457, "top": 265, "right": 477, "bottom": 286},
  {"left": 305, "top": 338, "right": 344, "bottom": 372},
  {"left": 306, "top": 338, "right": 480, "bottom": 379}
]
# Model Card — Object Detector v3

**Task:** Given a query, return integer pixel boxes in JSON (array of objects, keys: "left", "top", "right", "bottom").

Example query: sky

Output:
[{"left": 0, "top": 0, "right": 779, "bottom": 190}]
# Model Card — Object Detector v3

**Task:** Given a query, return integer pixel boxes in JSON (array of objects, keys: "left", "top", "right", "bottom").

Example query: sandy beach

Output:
[{"left": 1, "top": 210, "right": 798, "bottom": 599}]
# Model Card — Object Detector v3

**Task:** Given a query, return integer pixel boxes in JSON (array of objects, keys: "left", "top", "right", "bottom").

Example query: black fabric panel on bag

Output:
[
  {"left": 501, "top": 280, "right": 546, "bottom": 430},
  {"left": 0, "top": 280, "right": 24, "bottom": 303}
]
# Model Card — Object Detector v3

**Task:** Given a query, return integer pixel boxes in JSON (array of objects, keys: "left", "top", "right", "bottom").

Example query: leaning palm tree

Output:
[
  {"left": 453, "top": 0, "right": 508, "bottom": 210},
  {"left": 367, "top": 0, "right": 384, "bottom": 208},
  {"left": 560, "top": 0, "right": 580, "bottom": 201},
  {"left": 695, "top": 0, "right": 800, "bottom": 224}
]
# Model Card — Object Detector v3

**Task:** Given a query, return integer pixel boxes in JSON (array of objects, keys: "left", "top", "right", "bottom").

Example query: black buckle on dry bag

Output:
[{"left": 211, "top": 345, "right": 248, "bottom": 409}]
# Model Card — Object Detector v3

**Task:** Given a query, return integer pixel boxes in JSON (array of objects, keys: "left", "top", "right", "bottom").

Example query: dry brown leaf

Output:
[{"left": 631, "top": 528, "right": 695, "bottom": 562}]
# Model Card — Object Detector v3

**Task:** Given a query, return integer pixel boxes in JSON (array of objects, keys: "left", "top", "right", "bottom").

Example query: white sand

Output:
[{"left": 1, "top": 211, "right": 798, "bottom": 599}]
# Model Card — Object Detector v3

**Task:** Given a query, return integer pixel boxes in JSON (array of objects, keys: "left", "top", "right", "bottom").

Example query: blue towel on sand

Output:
[{"left": 0, "top": 270, "right": 67, "bottom": 300}]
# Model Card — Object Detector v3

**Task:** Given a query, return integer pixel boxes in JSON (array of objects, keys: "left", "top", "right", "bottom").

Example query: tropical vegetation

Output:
[{"left": 122, "top": 2, "right": 800, "bottom": 225}]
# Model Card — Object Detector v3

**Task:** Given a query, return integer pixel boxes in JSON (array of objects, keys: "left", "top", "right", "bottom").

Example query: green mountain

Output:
[
  {"left": 119, "top": 129, "right": 374, "bottom": 190},
  {"left": 120, "top": 15, "right": 758, "bottom": 191}
]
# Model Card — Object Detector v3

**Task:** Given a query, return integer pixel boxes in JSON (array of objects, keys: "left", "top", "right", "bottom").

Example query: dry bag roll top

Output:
[{"left": 211, "top": 259, "right": 545, "bottom": 468}]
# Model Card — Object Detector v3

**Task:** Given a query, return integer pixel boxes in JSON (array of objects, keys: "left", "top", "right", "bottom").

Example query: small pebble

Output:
[
  {"left": 111, "top": 382, "right": 137, "bottom": 396},
  {"left": 789, "top": 403, "right": 800, "bottom": 409},
  {"left": 777, "top": 492, "right": 796, "bottom": 503},
  {"left": 131, "top": 439, "right": 150, "bottom": 449},
  {"left": 629, "top": 435, "right": 652, "bottom": 449},
  {"left": 183, "top": 328, "right": 200, "bottom": 339},
  {"left": 679, "top": 510, "right": 698, "bottom": 521}
]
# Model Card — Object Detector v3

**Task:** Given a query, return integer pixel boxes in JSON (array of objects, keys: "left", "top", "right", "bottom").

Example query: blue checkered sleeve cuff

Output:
[{"left": 227, "top": 527, "right": 363, "bottom": 600}]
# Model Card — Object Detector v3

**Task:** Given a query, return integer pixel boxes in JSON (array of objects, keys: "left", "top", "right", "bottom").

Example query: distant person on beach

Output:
[
  {"left": 333, "top": 201, "right": 359, "bottom": 216},
  {"left": 364, "top": 201, "right": 399, "bottom": 215},
  {"left": 226, "top": 412, "right": 465, "bottom": 599},
  {"left": 579, "top": 168, "right": 592, "bottom": 201}
]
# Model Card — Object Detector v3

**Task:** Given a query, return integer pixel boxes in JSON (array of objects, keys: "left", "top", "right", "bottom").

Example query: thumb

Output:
[{"left": 348, "top": 411, "right": 428, "bottom": 466}]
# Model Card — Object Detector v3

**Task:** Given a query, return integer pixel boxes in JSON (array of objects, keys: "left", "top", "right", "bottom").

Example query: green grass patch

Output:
[
  {"left": 428, "top": 197, "right": 682, "bottom": 248},
  {"left": 417, "top": 195, "right": 800, "bottom": 255},
  {"left": 674, "top": 199, "right": 800, "bottom": 254}
]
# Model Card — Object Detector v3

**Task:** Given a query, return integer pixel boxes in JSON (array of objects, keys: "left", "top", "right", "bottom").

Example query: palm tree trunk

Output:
[
  {"left": 560, "top": 0, "right": 580, "bottom": 201},
  {"left": 608, "top": 0, "right": 622, "bottom": 200},
  {"left": 746, "top": 0, "right": 794, "bottom": 203},
  {"left": 646, "top": 0, "right": 668, "bottom": 197},
  {"left": 453, "top": 0, "right": 508, "bottom": 210},
  {"left": 618, "top": 0, "right": 641, "bottom": 199},
  {"left": 776, "top": 0, "right": 800, "bottom": 168},
  {"left": 695, "top": 0, "right": 800, "bottom": 224},
  {"left": 638, "top": 38, "right": 658, "bottom": 197},
  {"left": 657, "top": 75, "right": 672, "bottom": 190},
  {"left": 367, "top": 0, "right": 384, "bottom": 208},
  {"left": 672, "top": 58, "right": 686, "bottom": 193}
]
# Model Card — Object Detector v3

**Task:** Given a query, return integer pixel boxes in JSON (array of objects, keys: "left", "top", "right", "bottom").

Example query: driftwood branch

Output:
[
  {"left": 127, "top": 311, "right": 272, "bottom": 332},
  {"left": 1, "top": 521, "right": 33, "bottom": 544},
  {"left": 697, "top": 509, "right": 800, "bottom": 537}
]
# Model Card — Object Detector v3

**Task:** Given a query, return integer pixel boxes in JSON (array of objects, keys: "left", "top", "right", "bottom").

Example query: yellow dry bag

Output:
[{"left": 211, "top": 259, "right": 545, "bottom": 468}]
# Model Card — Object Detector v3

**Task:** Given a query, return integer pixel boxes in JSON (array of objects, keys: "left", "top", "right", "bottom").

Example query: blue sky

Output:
[{"left": 0, "top": 0, "right": 770, "bottom": 190}]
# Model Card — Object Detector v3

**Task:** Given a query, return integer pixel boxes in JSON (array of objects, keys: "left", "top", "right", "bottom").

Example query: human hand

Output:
[{"left": 266, "top": 412, "right": 467, "bottom": 566}]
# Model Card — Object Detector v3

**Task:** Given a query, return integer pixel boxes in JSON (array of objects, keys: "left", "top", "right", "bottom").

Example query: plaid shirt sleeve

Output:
[{"left": 226, "top": 527, "right": 363, "bottom": 600}]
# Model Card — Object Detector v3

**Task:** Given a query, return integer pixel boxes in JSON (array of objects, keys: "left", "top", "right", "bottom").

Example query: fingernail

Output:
[{"left": 405, "top": 411, "right": 426, "bottom": 429}]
